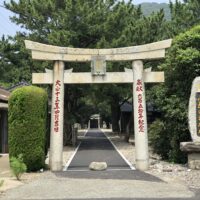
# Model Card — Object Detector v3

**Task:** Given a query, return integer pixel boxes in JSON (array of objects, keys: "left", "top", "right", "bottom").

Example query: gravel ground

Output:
[
  {"left": 1, "top": 128, "right": 200, "bottom": 197},
  {"left": 0, "top": 130, "right": 86, "bottom": 194},
  {"left": 1, "top": 129, "right": 200, "bottom": 199},
  {"left": 23, "top": 130, "right": 200, "bottom": 189},
  {"left": 104, "top": 130, "right": 200, "bottom": 189}
]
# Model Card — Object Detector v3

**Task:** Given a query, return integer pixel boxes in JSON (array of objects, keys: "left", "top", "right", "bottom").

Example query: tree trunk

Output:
[
  {"left": 111, "top": 101, "right": 120, "bottom": 133},
  {"left": 124, "top": 117, "right": 131, "bottom": 142},
  {"left": 63, "top": 86, "right": 72, "bottom": 145}
]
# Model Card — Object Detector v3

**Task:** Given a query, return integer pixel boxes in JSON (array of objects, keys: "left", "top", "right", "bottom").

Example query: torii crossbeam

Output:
[{"left": 25, "top": 39, "right": 172, "bottom": 171}]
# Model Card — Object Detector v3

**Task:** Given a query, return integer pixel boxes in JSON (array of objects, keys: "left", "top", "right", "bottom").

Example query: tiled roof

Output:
[
  {"left": 120, "top": 102, "right": 132, "bottom": 112},
  {"left": 8, "top": 81, "right": 30, "bottom": 92}
]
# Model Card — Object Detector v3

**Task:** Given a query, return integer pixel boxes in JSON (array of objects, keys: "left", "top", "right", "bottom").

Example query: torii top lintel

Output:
[{"left": 25, "top": 39, "right": 172, "bottom": 62}]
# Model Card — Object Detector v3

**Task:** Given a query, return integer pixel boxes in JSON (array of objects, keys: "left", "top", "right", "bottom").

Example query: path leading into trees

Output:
[
  {"left": 65, "top": 129, "right": 133, "bottom": 171},
  {"left": 60, "top": 129, "right": 162, "bottom": 182}
]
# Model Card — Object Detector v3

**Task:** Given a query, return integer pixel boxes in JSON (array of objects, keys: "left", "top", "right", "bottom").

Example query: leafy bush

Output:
[
  {"left": 148, "top": 25, "right": 200, "bottom": 163},
  {"left": 9, "top": 86, "right": 48, "bottom": 171},
  {"left": 149, "top": 119, "right": 170, "bottom": 160},
  {"left": 10, "top": 154, "right": 27, "bottom": 180}
]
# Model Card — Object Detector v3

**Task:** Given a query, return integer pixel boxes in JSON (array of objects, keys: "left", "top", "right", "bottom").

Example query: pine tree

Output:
[
  {"left": 167, "top": 0, "right": 200, "bottom": 36},
  {"left": 4, "top": 0, "right": 167, "bottom": 136}
]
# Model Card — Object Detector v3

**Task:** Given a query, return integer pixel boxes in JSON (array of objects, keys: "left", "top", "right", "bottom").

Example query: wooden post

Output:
[
  {"left": 50, "top": 61, "right": 65, "bottom": 171},
  {"left": 133, "top": 60, "right": 149, "bottom": 171}
]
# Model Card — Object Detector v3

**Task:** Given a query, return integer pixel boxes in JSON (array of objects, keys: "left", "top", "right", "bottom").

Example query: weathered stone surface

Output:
[
  {"left": 188, "top": 77, "right": 200, "bottom": 142},
  {"left": 188, "top": 153, "right": 200, "bottom": 170},
  {"left": 32, "top": 72, "right": 165, "bottom": 85},
  {"left": 25, "top": 39, "right": 172, "bottom": 62},
  {"left": 49, "top": 61, "right": 64, "bottom": 171},
  {"left": 180, "top": 142, "right": 200, "bottom": 170},
  {"left": 89, "top": 162, "right": 107, "bottom": 171},
  {"left": 133, "top": 60, "right": 149, "bottom": 171},
  {"left": 180, "top": 142, "right": 200, "bottom": 152}
]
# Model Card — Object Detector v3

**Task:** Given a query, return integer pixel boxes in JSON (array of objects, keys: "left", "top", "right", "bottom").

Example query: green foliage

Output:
[
  {"left": 2, "top": 0, "right": 169, "bottom": 134},
  {"left": 8, "top": 86, "right": 48, "bottom": 171},
  {"left": 140, "top": 3, "right": 171, "bottom": 20},
  {"left": 149, "top": 119, "right": 170, "bottom": 160},
  {"left": 167, "top": 0, "right": 200, "bottom": 36},
  {"left": 10, "top": 154, "right": 27, "bottom": 181},
  {"left": 3, "top": 0, "right": 200, "bottom": 156},
  {"left": 149, "top": 25, "right": 200, "bottom": 163}
]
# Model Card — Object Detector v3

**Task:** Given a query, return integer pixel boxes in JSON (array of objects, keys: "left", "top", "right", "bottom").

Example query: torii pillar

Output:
[
  {"left": 133, "top": 60, "right": 149, "bottom": 170},
  {"left": 49, "top": 61, "right": 65, "bottom": 171},
  {"left": 25, "top": 39, "right": 172, "bottom": 171}
]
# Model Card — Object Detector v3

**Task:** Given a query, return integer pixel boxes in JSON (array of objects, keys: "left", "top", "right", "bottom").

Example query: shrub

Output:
[
  {"left": 148, "top": 25, "right": 200, "bottom": 163},
  {"left": 9, "top": 86, "right": 48, "bottom": 171},
  {"left": 10, "top": 154, "right": 27, "bottom": 180},
  {"left": 149, "top": 119, "right": 170, "bottom": 160}
]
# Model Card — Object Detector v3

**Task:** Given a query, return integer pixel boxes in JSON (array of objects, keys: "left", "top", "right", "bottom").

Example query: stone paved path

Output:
[
  {"left": 62, "top": 129, "right": 162, "bottom": 182},
  {"left": 0, "top": 129, "right": 199, "bottom": 199},
  {"left": 66, "top": 129, "right": 132, "bottom": 171}
]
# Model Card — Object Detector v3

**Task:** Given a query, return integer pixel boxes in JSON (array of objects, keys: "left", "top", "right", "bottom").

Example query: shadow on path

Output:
[
  {"left": 60, "top": 129, "right": 162, "bottom": 182},
  {"left": 55, "top": 170, "right": 162, "bottom": 182},
  {"left": 67, "top": 129, "right": 131, "bottom": 170}
]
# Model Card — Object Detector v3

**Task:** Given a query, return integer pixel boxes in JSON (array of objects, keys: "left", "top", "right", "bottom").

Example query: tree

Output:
[
  {"left": 0, "top": 36, "right": 29, "bottom": 87},
  {"left": 0, "top": 32, "right": 50, "bottom": 87},
  {"left": 149, "top": 25, "right": 200, "bottom": 163},
  {"left": 166, "top": 0, "right": 200, "bottom": 37},
  {"left": 4, "top": 0, "right": 168, "bottom": 138}
]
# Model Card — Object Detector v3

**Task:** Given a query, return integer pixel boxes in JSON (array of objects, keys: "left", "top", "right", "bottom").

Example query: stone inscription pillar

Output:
[
  {"left": 132, "top": 60, "right": 149, "bottom": 171},
  {"left": 50, "top": 61, "right": 64, "bottom": 171}
]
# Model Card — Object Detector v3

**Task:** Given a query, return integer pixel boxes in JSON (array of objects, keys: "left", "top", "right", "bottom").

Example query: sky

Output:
[
  {"left": 134, "top": 0, "right": 176, "bottom": 3},
  {"left": 0, "top": 0, "right": 182, "bottom": 38}
]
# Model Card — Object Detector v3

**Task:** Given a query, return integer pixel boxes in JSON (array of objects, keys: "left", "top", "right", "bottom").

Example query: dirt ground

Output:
[
  {"left": 0, "top": 154, "right": 43, "bottom": 194},
  {"left": 0, "top": 130, "right": 86, "bottom": 194}
]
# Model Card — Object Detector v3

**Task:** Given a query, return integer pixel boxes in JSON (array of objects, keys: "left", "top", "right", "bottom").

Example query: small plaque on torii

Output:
[
  {"left": 91, "top": 56, "right": 106, "bottom": 76},
  {"left": 25, "top": 39, "right": 172, "bottom": 172}
]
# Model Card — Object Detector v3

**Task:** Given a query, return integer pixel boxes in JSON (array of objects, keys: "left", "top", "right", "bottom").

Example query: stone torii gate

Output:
[{"left": 25, "top": 39, "right": 172, "bottom": 171}]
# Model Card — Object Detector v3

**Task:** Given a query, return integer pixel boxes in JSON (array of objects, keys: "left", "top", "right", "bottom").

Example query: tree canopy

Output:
[
  {"left": 2, "top": 0, "right": 168, "bottom": 132},
  {"left": 1, "top": 0, "right": 200, "bottom": 162},
  {"left": 149, "top": 25, "right": 200, "bottom": 162}
]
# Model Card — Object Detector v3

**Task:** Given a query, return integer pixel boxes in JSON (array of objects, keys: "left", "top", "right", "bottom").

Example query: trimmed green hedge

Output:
[{"left": 8, "top": 86, "right": 48, "bottom": 171}]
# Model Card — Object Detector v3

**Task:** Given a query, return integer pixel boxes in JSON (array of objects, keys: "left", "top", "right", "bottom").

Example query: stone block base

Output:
[
  {"left": 180, "top": 142, "right": 200, "bottom": 170},
  {"left": 188, "top": 153, "right": 200, "bottom": 170}
]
